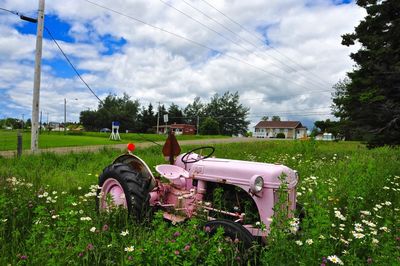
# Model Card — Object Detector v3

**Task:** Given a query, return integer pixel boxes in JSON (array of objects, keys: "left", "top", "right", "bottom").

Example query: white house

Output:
[{"left": 254, "top": 121, "right": 307, "bottom": 139}]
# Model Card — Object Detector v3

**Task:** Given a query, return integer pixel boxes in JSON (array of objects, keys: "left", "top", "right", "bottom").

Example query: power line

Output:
[
  {"left": 82, "top": 0, "right": 325, "bottom": 93},
  {"left": 44, "top": 26, "right": 104, "bottom": 104},
  {"left": 180, "top": 0, "right": 329, "bottom": 91},
  {"left": 198, "top": 0, "right": 332, "bottom": 88}
]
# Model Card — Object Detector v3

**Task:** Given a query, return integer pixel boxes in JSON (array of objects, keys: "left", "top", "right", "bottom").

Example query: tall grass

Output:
[{"left": 0, "top": 140, "right": 399, "bottom": 265}]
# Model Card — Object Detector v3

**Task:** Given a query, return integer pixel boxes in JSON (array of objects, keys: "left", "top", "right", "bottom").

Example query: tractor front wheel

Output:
[
  {"left": 96, "top": 163, "right": 150, "bottom": 221},
  {"left": 204, "top": 219, "right": 255, "bottom": 248}
]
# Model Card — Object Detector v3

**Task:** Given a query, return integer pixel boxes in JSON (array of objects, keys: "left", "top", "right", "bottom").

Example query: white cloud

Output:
[{"left": 0, "top": 0, "right": 366, "bottom": 128}]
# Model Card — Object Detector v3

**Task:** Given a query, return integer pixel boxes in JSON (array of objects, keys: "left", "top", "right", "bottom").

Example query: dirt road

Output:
[{"left": 0, "top": 137, "right": 269, "bottom": 158}]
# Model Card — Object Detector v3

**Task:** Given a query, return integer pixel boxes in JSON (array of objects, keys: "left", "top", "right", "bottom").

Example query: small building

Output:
[
  {"left": 254, "top": 121, "right": 307, "bottom": 139},
  {"left": 315, "top": 132, "right": 335, "bottom": 141},
  {"left": 157, "top": 123, "right": 196, "bottom": 135}
]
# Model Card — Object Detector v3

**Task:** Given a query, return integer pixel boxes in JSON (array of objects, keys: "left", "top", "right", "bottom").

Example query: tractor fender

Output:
[{"left": 112, "top": 154, "right": 156, "bottom": 190}]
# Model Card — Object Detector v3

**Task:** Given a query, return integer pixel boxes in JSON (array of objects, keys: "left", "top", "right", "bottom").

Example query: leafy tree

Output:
[
  {"left": 261, "top": 116, "right": 269, "bottom": 121},
  {"left": 272, "top": 116, "right": 281, "bottom": 121},
  {"left": 80, "top": 93, "right": 140, "bottom": 132},
  {"left": 205, "top": 91, "right": 250, "bottom": 135},
  {"left": 184, "top": 97, "right": 205, "bottom": 125},
  {"left": 313, "top": 119, "right": 341, "bottom": 138},
  {"left": 168, "top": 103, "right": 184, "bottom": 124},
  {"left": 199, "top": 117, "right": 219, "bottom": 135},
  {"left": 334, "top": 0, "right": 400, "bottom": 147}
]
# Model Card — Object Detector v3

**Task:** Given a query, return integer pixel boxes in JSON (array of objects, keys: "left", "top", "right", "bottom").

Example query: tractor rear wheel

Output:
[
  {"left": 96, "top": 163, "right": 150, "bottom": 221},
  {"left": 204, "top": 219, "right": 255, "bottom": 248}
]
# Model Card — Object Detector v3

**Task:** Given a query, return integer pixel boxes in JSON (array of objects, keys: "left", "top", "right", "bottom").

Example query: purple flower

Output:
[
  {"left": 173, "top": 231, "right": 181, "bottom": 237},
  {"left": 184, "top": 245, "right": 190, "bottom": 251},
  {"left": 86, "top": 243, "right": 94, "bottom": 251},
  {"left": 320, "top": 264, "right": 326, "bottom": 266},
  {"left": 20, "top": 255, "right": 28, "bottom": 260},
  {"left": 128, "top": 256, "right": 133, "bottom": 261},
  {"left": 322, "top": 257, "right": 328, "bottom": 263},
  {"left": 174, "top": 250, "right": 180, "bottom": 255},
  {"left": 204, "top": 226, "right": 211, "bottom": 233},
  {"left": 102, "top": 224, "right": 109, "bottom": 231},
  {"left": 78, "top": 252, "right": 84, "bottom": 258},
  {"left": 367, "top": 257, "right": 373, "bottom": 264}
]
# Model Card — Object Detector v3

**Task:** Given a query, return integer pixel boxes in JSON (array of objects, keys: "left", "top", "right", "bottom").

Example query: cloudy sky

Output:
[{"left": 0, "top": 0, "right": 365, "bottom": 129}]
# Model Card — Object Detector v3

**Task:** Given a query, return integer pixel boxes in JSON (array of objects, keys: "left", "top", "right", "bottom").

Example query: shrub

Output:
[{"left": 276, "top": 133, "right": 286, "bottom": 139}]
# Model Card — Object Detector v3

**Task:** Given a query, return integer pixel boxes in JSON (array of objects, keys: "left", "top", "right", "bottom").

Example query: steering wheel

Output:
[{"left": 181, "top": 146, "right": 215, "bottom": 164}]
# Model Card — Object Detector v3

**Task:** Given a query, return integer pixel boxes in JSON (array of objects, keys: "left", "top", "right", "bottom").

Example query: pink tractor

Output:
[{"left": 97, "top": 135, "right": 299, "bottom": 245}]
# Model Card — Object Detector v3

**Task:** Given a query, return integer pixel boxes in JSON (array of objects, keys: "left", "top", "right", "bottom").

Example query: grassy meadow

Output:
[
  {"left": 0, "top": 129, "right": 228, "bottom": 151},
  {"left": 0, "top": 140, "right": 399, "bottom": 265}
]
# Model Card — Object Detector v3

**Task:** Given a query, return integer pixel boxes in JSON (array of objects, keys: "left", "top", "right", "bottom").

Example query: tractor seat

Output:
[{"left": 155, "top": 164, "right": 189, "bottom": 188}]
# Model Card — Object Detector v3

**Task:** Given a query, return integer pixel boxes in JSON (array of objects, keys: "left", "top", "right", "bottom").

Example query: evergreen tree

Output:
[
  {"left": 168, "top": 103, "right": 184, "bottom": 124},
  {"left": 333, "top": 0, "right": 400, "bottom": 147}
]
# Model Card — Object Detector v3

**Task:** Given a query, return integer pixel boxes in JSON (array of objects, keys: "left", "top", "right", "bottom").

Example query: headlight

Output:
[{"left": 250, "top": 175, "right": 264, "bottom": 193}]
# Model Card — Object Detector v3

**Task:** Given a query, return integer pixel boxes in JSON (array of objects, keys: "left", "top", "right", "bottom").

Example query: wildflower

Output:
[
  {"left": 360, "top": 210, "right": 371, "bottom": 216},
  {"left": 367, "top": 257, "right": 373, "bottom": 264},
  {"left": 102, "top": 224, "right": 109, "bottom": 231},
  {"left": 327, "top": 255, "right": 344, "bottom": 265},
  {"left": 86, "top": 243, "right": 94, "bottom": 251},
  {"left": 52, "top": 191, "right": 57, "bottom": 195},
  {"left": 384, "top": 201, "right": 392, "bottom": 206},
  {"left": 107, "top": 244, "right": 112, "bottom": 248},
  {"left": 342, "top": 250, "right": 348, "bottom": 255},
  {"left": 255, "top": 221, "right": 261, "bottom": 226},
  {"left": 121, "top": 230, "right": 129, "bottom": 236},
  {"left": 43, "top": 192, "right": 48, "bottom": 197},
  {"left": 78, "top": 187, "right": 82, "bottom": 190},
  {"left": 174, "top": 250, "right": 180, "bottom": 255},
  {"left": 204, "top": 226, "right": 211, "bottom": 233},
  {"left": 375, "top": 204, "right": 382, "bottom": 209},
  {"left": 334, "top": 210, "right": 346, "bottom": 221},
  {"left": 319, "top": 235, "right": 326, "bottom": 240},
  {"left": 295, "top": 240, "right": 303, "bottom": 246},
  {"left": 19, "top": 255, "right": 28, "bottom": 260},
  {"left": 78, "top": 252, "right": 83, "bottom": 257},
  {"left": 184, "top": 245, "right": 190, "bottom": 251},
  {"left": 306, "top": 239, "right": 313, "bottom": 245},
  {"left": 352, "top": 231, "right": 365, "bottom": 239},
  {"left": 1, "top": 219, "right": 8, "bottom": 223},
  {"left": 51, "top": 215, "right": 59, "bottom": 219},
  {"left": 173, "top": 231, "right": 181, "bottom": 237},
  {"left": 124, "top": 246, "right": 134, "bottom": 252},
  {"left": 372, "top": 238, "right": 379, "bottom": 244},
  {"left": 90, "top": 227, "right": 96, "bottom": 233},
  {"left": 379, "top": 226, "right": 389, "bottom": 232},
  {"left": 80, "top": 217, "right": 92, "bottom": 221},
  {"left": 383, "top": 186, "right": 390, "bottom": 190},
  {"left": 72, "top": 202, "right": 78, "bottom": 206},
  {"left": 340, "top": 238, "right": 349, "bottom": 245}
]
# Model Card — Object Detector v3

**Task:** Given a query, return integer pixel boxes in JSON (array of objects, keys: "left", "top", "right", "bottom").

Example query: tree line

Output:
[
  {"left": 79, "top": 91, "right": 250, "bottom": 136},
  {"left": 322, "top": 0, "right": 399, "bottom": 147}
]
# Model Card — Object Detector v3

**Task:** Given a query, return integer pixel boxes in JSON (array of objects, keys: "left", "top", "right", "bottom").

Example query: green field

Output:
[
  {"left": 0, "top": 130, "right": 228, "bottom": 151},
  {"left": 0, "top": 140, "right": 399, "bottom": 265}
]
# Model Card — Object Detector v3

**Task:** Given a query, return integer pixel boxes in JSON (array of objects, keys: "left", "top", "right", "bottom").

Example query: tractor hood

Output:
[{"left": 175, "top": 154, "right": 298, "bottom": 189}]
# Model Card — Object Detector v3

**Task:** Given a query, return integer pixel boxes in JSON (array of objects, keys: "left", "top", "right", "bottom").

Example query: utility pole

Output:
[
  {"left": 30, "top": 0, "right": 45, "bottom": 152},
  {"left": 22, "top": 114, "right": 25, "bottom": 132},
  {"left": 64, "top": 98, "right": 66, "bottom": 134},
  {"left": 156, "top": 101, "right": 160, "bottom": 134}
]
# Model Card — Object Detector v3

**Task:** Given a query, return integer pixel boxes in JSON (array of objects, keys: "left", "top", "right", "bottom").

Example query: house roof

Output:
[{"left": 255, "top": 121, "right": 306, "bottom": 129}]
